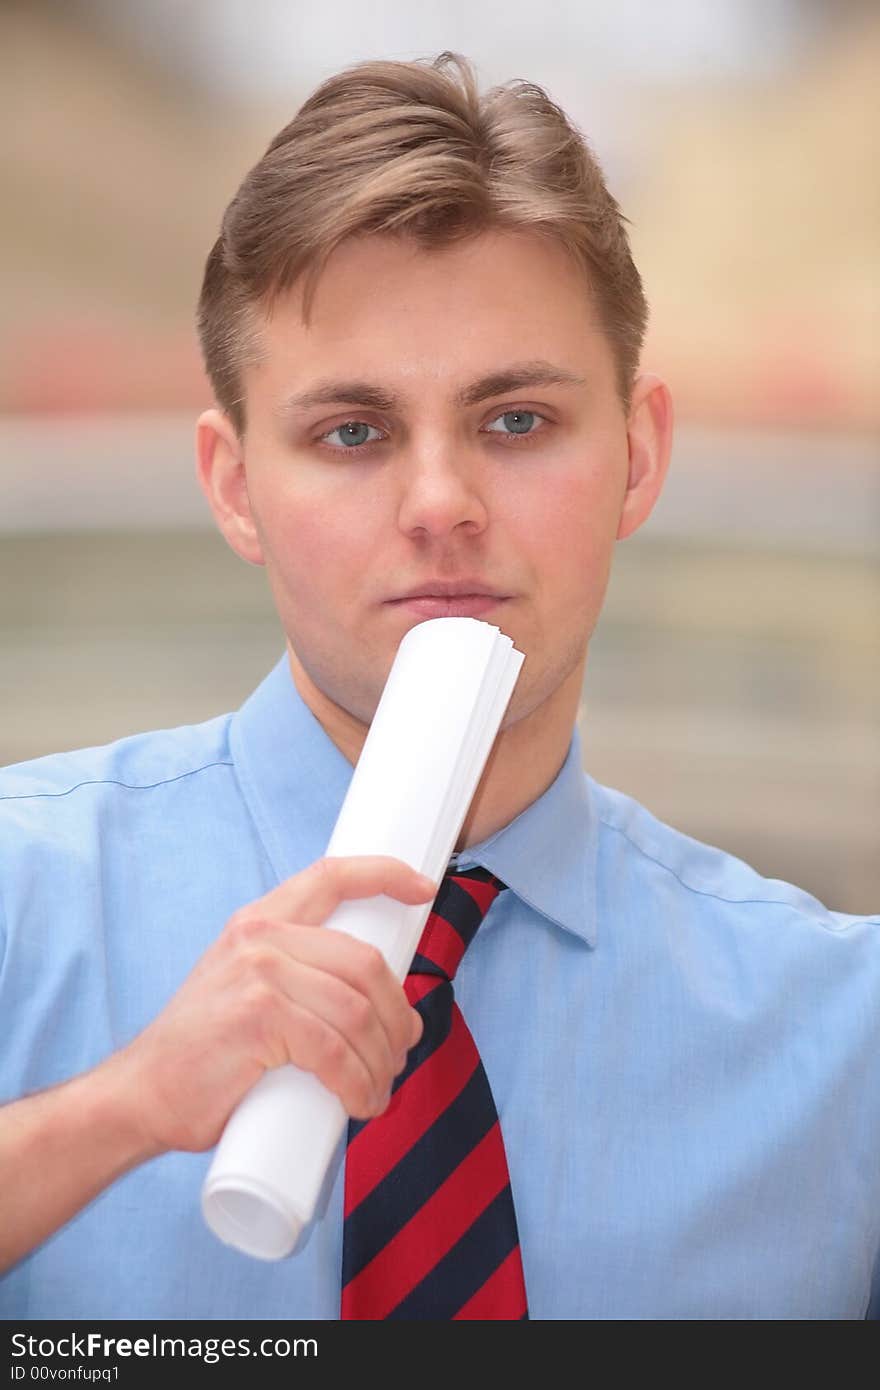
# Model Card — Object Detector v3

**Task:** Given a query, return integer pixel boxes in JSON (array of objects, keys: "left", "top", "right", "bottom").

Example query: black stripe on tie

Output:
[
  {"left": 341, "top": 1061, "right": 495, "bottom": 1285},
  {"left": 346, "top": 979, "right": 452, "bottom": 1145},
  {"left": 386, "top": 1184, "right": 521, "bottom": 1320},
  {"left": 430, "top": 878, "right": 488, "bottom": 954},
  {"left": 409, "top": 950, "right": 446, "bottom": 979}
]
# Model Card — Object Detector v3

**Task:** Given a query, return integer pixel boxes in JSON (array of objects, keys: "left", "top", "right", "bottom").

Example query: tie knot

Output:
[{"left": 410, "top": 865, "right": 506, "bottom": 983}]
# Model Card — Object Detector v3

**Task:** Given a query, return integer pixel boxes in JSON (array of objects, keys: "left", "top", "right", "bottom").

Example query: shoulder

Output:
[
  {"left": 0, "top": 714, "right": 239, "bottom": 876},
  {"left": 0, "top": 714, "right": 248, "bottom": 954},
  {"left": 587, "top": 773, "right": 879, "bottom": 935},
  {"left": 0, "top": 714, "right": 235, "bottom": 807}
]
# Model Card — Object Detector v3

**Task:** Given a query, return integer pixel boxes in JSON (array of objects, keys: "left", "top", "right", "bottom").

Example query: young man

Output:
[{"left": 1, "top": 53, "right": 878, "bottom": 1320}]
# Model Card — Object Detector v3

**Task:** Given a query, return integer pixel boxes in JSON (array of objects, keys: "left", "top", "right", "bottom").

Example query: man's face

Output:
[{"left": 207, "top": 229, "right": 660, "bottom": 734}]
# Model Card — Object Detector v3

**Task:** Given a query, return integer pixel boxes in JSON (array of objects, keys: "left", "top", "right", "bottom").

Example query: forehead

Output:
[{"left": 246, "top": 229, "right": 612, "bottom": 408}]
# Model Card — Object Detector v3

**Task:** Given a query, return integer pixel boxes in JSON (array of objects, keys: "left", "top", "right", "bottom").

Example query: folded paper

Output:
[{"left": 201, "top": 616, "right": 524, "bottom": 1259}]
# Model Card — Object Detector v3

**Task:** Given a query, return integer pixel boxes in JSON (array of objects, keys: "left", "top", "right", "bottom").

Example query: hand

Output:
[{"left": 110, "top": 856, "right": 434, "bottom": 1155}]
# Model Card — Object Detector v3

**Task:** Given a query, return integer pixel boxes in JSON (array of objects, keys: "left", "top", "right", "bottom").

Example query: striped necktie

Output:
[{"left": 340, "top": 865, "right": 529, "bottom": 1319}]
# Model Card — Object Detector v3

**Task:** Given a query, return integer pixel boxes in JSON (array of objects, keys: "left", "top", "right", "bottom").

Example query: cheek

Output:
[
  {"left": 508, "top": 459, "right": 621, "bottom": 586},
  {"left": 253, "top": 471, "right": 367, "bottom": 600}
]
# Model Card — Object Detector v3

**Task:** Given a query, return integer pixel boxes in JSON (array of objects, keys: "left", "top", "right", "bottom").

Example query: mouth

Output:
[
  {"left": 384, "top": 594, "right": 511, "bottom": 619},
  {"left": 383, "top": 578, "right": 514, "bottom": 620}
]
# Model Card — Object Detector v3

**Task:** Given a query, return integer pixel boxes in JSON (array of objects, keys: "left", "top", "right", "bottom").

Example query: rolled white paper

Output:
[{"left": 201, "top": 616, "right": 524, "bottom": 1259}]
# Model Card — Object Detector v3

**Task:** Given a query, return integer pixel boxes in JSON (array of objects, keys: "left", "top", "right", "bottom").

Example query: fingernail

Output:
[
  {"left": 417, "top": 874, "right": 437, "bottom": 896},
  {"left": 375, "top": 1089, "right": 392, "bottom": 1114},
  {"left": 394, "top": 1052, "right": 407, "bottom": 1073}
]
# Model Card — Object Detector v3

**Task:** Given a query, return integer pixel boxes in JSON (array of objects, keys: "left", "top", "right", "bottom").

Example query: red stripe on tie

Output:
[
  {"left": 456, "top": 875, "right": 500, "bottom": 918},
  {"left": 341, "top": 1121, "right": 508, "bottom": 1320},
  {"left": 418, "top": 912, "right": 467, "bottom": 977},
  {"left": 405, "top": 973, "right": 441, "bottom": 1006},
  {"left": 344, "top": 1009, "right": 480, "bottom": 1215},
  {"left": 452, "top": 1245, "right": 528, "bottom": 1320}
]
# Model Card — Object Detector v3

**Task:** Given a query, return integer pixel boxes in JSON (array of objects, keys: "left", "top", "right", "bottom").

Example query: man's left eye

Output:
[{"left": 484, "top": 410, "right": 545, "bottom": 438}]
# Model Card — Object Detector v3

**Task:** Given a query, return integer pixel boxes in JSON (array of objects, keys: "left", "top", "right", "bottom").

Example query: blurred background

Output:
[{"left": 2, "top": 0, "right": 877, "bottom": 912}]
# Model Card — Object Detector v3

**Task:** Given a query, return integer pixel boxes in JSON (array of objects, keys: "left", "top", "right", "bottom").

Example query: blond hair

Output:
[{"left": 197, "top": 51, "right": 648, "bottom": 435}]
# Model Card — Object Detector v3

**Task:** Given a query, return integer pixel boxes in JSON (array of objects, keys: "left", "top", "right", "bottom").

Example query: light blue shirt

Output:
[{"left": 2, "top": 655, "right": 879, "bottom": 1320}]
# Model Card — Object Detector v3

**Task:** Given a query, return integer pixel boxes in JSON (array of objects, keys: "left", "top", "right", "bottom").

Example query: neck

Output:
[
  {"left": 287, "top": 640, "right": 585, "bottom": 853},
  {"left": 452, "top": 658, "right": 584, "bottom": 849}
]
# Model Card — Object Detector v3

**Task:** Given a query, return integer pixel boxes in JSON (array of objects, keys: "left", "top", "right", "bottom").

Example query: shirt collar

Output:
[{"left": 230, "top": 655, "right": 597, "bottom": 949}]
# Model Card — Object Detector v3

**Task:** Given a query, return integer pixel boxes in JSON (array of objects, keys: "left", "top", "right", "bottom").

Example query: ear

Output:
[
  {"left": 195, "top": 408, "right": 265, "bottom": 566},
  {"left": 617, "top": 373, "right": 674, "bottom": 541}
]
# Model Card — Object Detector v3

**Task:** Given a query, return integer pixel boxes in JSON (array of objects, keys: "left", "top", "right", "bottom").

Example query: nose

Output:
[{"left": 395, "top": 434, "right": 489, "bottom": 540}]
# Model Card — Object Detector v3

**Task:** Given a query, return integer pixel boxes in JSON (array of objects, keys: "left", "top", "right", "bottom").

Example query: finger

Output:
[
  {"left": 252, "top": 856, "right": 437, "bottom": 927},
  {"left": 279, "top": 1000, "right": 386, "bottom": 1119},
  {"left": 272, "top": 951, "right": 400, "bottom": 1100},
  {"left": 227, "top": 917, "right": 420, "bottom": 1068}
]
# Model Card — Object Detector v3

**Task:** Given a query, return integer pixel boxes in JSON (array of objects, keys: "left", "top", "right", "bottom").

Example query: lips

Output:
[
  {"left": 385, "top": 580, "right": 510, "bottom": 602},
  {"left": 384, "top": 583, "right": 512, "bottom": 623},
  {"left": 387, "top": 594, "right": 509, "bottom": 618},
  {"left": 382, "top": 579, "right": 513, "bottom": 620}
]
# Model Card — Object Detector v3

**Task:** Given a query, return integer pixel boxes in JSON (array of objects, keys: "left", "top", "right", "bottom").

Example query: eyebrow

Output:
[{"left": 274, "top": 359, "right": 587, "bottom": 418}]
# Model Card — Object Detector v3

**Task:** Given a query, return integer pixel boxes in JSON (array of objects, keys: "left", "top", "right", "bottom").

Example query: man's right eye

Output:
[{"left": 317, "top": 421, "right": 386, "bottom": 452}]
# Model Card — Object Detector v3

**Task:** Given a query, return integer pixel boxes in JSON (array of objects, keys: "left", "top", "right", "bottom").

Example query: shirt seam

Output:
[
  {"left": 0, "top": 760, "right": 236, "bottom": 803},
  {"left": 596, "top": 812, "right": 880, "bottom": 923}
]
